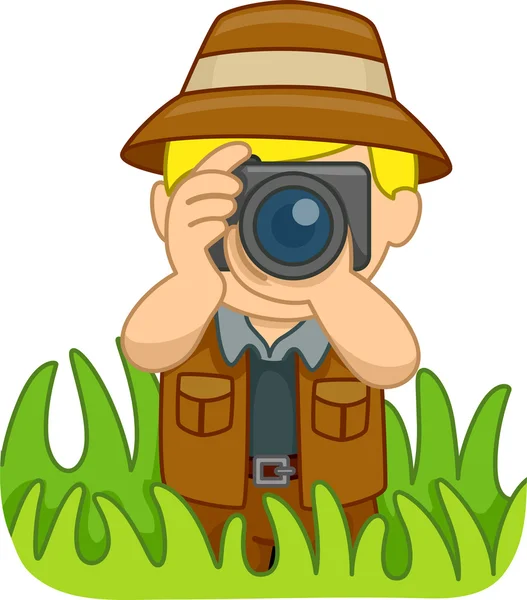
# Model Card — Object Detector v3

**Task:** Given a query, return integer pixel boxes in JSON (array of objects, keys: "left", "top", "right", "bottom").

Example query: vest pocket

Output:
[
  {"left": 176, "top": 374, "right": 234, "bottom": 437},
  {"left": 312, "top": 379, "right": 370, "bottom": 441}
]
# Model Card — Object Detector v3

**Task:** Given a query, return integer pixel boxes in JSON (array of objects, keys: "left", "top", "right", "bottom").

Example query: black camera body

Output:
[{"left": 210, "top": 157, "right": 371, "bottom": 280}]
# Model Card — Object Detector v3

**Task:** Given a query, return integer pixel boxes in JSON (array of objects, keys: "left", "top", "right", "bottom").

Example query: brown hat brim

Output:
[{"left": 121, "top": 87, "right": 451, "bottom": 184}]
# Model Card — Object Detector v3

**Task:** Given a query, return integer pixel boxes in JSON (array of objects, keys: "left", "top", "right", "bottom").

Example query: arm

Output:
[
  {"left": 121, "top": 142, "right": 251, "bottom": 372},
  {"left": 122, "top": 272, "right": 223, "bottom": 372},
  {"left": 309, "top": 274, "right": 420, "bottom": 388}
]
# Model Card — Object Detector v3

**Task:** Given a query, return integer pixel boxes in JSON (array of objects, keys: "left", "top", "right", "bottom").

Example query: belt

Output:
[{"left": 249, "top": 455, "right": 298, "bottom": 487}]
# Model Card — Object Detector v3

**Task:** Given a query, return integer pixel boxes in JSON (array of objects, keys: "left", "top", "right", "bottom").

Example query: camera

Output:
[{"left": 210, "top": 157, "right": 371, "bottom": 280}]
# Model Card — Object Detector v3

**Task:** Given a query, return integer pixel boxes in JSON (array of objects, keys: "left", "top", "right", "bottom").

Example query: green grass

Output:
[
  {"left": 1, "top": 340, "right": 525, "bottom": 598},
  {"left": 1, "top": 343, "right": 162, "bottom": 563}
]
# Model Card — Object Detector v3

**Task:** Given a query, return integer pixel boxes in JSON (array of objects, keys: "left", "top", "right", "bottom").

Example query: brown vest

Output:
[{"left": 160, "top": 320, "right": 386, "bottom": 509}]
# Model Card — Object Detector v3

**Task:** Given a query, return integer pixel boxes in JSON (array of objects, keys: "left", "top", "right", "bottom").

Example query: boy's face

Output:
[{"left": 221, "top": 145, "right": 422, "bottom": 320}]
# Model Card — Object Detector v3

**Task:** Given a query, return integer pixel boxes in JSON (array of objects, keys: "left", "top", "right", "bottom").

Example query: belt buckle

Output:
[{"left": 253, "top": 455, "right": 296, "bottom": 488}]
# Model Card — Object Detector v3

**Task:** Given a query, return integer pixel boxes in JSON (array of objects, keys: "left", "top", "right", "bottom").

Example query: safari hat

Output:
[{"left": 121, "top": 1, "right": 451, "bottom": 183}]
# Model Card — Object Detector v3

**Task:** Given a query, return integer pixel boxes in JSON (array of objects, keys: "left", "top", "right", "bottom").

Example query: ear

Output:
[
  {"left": 386, "top": 190, "right": 422, "bottom": 247},
  {"left": 150, "top": 181, "right": 169, "bottom": 241}
]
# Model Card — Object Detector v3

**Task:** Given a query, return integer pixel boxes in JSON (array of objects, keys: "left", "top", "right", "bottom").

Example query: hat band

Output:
[{"left": 184, "top": 50, "right": 392, "bottom": 98}]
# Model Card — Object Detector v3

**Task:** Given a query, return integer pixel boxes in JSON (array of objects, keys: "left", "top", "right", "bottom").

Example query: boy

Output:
[{"left": 121, "top": 1, "right": 451, "bottom": 571}]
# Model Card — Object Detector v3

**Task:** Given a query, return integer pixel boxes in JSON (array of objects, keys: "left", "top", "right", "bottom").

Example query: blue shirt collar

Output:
[{"left": 215, "top": 306, "right": 330, "bottom": 371}]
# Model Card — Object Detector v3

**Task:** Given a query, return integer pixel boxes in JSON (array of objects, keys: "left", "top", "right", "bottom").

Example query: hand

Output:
[
  {"left": 157, "top": 142, "right": 252, "bottom": 284},
  {"left": 122, "top": 142, "right": 252, "bottom": 372},
  {"left": 224, "top": 226, "right": 356, "bottom": 306},
  {"left": 305, "top": 237, "right": 419, "bottom": 388}
]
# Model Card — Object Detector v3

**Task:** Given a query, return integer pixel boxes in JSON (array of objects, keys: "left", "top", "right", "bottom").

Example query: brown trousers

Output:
[{"left": 188, "top": 477, "right": 377, "bottom": 572}]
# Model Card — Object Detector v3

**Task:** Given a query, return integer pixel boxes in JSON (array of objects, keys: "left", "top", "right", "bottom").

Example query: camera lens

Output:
[
  {"left": 255, "top": 189, "right": 331, "bottom": 263},
  {"left": 239, "top": 173, "right": 346, "bottom": 280}
]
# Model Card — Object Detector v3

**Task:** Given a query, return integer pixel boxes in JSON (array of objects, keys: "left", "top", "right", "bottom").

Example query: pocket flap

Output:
[
  {"left": 315, "top": 379, "right": 368, "bottom": 406},
  {"left": 178, "top": 374, "right": 232, "bottom": 401}
]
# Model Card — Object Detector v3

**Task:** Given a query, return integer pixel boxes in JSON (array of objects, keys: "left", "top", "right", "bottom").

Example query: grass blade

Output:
[
  {"left": 378, "top": 400, "right": 413, "bottom": 577},
  {"left": 40, "top": 486, "right": 87, "bottom": 560},
  {"left": 264, "top": 494, "right": 315, "bottom": 575},
  {"left": 352, "top": 516, "right": 386, "bottom": 579},
  {"left": 153, "top": 485, "right": 217, "bottom": 574},
  {"left": 437, "top": 480, "right": 492, "bottom": 583},
  {"left": 413, "top": 369, "right": 458, "bottom": 502},
  {"left": 1, "top": 363, "right": 58, "bottom": 527},
  {"left": 10, "top": 481, "right": 42, "bottom": 565},
  {"left": 397, "top": 492, "right": 458, "bottom": 587},
  {"left": 70, "top": 349, "right": 131, "bottom": 473},
  {"left": 381, "top": 401, "right": 413, "bottom": 512},
  {"left": 495, "top": 479, "right": 527, "bottom": 578},
  {"left": 116, "top": 338, "right": 160, "bottom": 479},
  {"left": 458, "top": 384, "right": 510, "bottom": 543},
  {"left": 312, "top": 482, "right": 352, "bottom": 576},
  {"left": 95, "top": 494, "right": 154, "bottom": 565}
]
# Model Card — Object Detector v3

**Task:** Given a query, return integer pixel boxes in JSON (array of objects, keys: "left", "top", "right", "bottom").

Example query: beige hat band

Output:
[{"left": 184, "top": 50, "right": 393, "bottom": 97}]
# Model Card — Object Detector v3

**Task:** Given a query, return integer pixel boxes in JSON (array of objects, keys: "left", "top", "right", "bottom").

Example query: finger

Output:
[
  {"left": 344, "top": 230, "right": 354, "bottom": 273},
  {"left": 174, "top": 171, "right": 242, "bottom": 204},
  {"left": 186, "top": 197, "right": 237, "bottom": 226},
  {"left": 193, "top": 142, "right": 252, "bottom": 174},
  {"left": 189, "top": 220, "right": 228, "bottom": 250},
  {"left": 224, "top": 225, "right": 269, "bottom": 284}
]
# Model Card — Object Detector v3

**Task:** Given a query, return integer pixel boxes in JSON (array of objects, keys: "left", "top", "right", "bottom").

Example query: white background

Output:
[{"left": 0, "top": 1, "right": 525, "bottom": 598}]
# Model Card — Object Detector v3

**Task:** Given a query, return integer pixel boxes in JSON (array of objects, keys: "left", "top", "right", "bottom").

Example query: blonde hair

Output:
[{"left": 165, "top": 138, "right": 418, "bottom": 199}]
